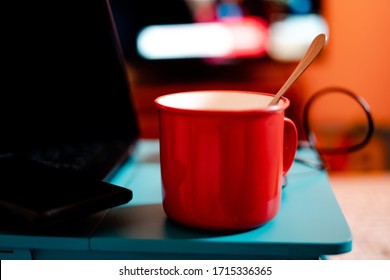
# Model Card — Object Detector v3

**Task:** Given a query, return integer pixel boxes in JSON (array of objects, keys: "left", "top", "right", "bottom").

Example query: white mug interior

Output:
[{"left": 155, "top": 91, "right": 283, "bottom": 111}]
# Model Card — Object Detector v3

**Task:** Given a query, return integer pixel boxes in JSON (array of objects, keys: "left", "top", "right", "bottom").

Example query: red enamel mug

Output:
[{"left": 155, "top": 91, "right": 297, "bottom": 231}]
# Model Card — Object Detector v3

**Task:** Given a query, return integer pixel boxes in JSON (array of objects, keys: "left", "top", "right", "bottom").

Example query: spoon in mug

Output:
[{"left": 268, "top": 33, "right": 327, "bottom": 106}]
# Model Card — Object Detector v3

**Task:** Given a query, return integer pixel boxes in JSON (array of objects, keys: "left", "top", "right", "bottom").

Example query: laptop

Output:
[{"left": 0, "top": 0, "right": 139, "bottom": 226}]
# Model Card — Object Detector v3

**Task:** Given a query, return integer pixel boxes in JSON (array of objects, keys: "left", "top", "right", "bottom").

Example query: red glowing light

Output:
[{"left": 222, "top": 17, "right": 269, "bottom": 58}]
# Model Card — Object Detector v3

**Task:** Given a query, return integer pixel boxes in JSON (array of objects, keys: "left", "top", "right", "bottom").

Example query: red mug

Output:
[{"left": 154, "top": 91, "right": 297, "bottom": 231}]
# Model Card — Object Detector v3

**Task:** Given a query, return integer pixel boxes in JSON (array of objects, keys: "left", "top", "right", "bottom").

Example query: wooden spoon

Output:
[{"left": 268, "top": 33, "right": 327, "bottom": 106}]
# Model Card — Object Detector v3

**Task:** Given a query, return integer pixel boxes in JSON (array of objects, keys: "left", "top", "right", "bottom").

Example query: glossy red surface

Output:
[{"left": 155, "top": 91, "right": 297, "bottom": 230}]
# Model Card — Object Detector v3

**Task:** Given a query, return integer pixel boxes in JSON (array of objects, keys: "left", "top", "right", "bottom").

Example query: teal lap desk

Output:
[{"left": 0, "top": 140, "right": 352, "bottom": 260}]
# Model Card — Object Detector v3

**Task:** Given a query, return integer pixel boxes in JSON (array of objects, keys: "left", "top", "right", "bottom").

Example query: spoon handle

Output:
[{"left": 268, "top": 33, "right": 327, "bottom": 106}]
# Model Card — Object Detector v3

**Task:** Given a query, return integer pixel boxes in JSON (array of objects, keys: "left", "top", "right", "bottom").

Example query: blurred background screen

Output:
[
  {"left": 110, "top": 0, "right": 328, "bottom": 63},
  {"left": 108, "top": 0, "right": 328, "bottom": 141}
]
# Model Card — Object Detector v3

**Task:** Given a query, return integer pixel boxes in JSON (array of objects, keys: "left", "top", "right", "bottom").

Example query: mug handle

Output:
[{"left": 283, "top": 117, "right": 298, "bottom": 176}]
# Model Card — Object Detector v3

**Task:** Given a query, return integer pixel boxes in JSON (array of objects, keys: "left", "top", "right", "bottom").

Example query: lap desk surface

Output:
[{"left": 0, "top": 140, "right": 352, "bottom": 260}]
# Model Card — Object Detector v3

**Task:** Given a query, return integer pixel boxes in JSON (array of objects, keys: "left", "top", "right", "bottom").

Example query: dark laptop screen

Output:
[{"left": 1, "top": 0, "right": 139, "bottom": 177}]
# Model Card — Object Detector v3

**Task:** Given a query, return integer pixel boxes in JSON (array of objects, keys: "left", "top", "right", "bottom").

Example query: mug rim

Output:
[{"left": 154, "top": 90, "right": 290, "bottom": 115}]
